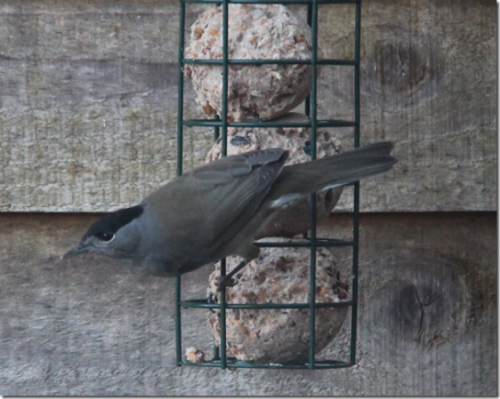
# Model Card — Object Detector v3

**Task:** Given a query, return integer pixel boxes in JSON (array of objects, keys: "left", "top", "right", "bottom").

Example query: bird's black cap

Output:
[{"left": 83, "top": 204, "right": 144, "bottom": 240}]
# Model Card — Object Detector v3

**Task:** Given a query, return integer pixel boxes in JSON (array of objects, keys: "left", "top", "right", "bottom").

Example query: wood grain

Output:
[
  {"left": 0, "top": 212, "right": 495, "bottom": 395},
  {"left": 0, "top": 0, "right": 496, "bottom": 212}
]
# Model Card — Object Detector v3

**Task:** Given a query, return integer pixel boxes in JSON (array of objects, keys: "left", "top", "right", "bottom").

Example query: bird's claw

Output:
[{"left": 215, "top": 275, "right": 237, "bottom": 291}]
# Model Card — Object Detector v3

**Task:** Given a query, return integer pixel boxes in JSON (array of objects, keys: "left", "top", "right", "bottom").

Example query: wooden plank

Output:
[
  {"left": 0, "top": 212, "right": 495, "bottom": 394},
  {"left": 0, "top": 0, "right": 496, "bottom": 212}
]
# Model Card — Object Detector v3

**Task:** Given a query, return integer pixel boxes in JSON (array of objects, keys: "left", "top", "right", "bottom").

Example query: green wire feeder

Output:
[{"left": 176, "top": 0, "right": 362, "bottom": 370}]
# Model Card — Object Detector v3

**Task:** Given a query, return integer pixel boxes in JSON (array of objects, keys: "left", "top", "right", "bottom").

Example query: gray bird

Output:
[{"left": 63, "top": 142, "right": 396, "bottom": 288}]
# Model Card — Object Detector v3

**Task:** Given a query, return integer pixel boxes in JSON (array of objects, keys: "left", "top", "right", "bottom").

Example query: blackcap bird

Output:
[{"left": 63, "top": 142, "right": 397, "bottom": 288}]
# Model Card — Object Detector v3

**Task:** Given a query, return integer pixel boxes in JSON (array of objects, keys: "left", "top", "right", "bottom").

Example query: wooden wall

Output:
[
  {"left": 0, "top": 0, "right": 497, "bottom": 395},
  {"left": 0, "top": 0, "right": 496, "bottom": 212},
  {"left": 0, "top": 212, "right": 496, "bottom": 395}
]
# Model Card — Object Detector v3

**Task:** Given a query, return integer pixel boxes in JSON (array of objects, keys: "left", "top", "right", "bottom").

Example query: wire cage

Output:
[{"left": 176, "top": 0, "right": 362, "bottom": 369}]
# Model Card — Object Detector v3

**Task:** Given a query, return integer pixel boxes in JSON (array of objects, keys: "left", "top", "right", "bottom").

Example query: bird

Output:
[{"left": 63, "top": 142, "right": 397, "bottom": 289}]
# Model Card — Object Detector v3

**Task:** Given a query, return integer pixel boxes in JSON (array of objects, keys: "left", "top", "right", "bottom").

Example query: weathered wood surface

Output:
[
  {"left": 0, "top": 0, "right": 496, "bottom": 212},
  {"left": 0, "top": 212, "right": 496, "bottom": 395}
]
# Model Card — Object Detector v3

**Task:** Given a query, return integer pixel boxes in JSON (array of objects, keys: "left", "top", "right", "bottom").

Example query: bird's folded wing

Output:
[{"left": 190, "top": 149, "right": 287, "bottom": 251}]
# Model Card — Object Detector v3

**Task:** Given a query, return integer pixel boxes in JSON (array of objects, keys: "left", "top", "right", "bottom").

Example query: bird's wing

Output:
[
  {"left": 268, "top": 141, "right": 397, "bottom": 201},
  {"left": 143, "top": 148, "right": 287, "bottom": 256},
  {"left": 191, "top": 148, "right": 287, "bottom": 178},
  {"left": 192, "top": 149, "right": 288, "bottom": 251}
]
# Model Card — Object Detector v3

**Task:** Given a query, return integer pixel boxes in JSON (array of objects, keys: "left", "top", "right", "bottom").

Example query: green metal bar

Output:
[
  {"left": 307, "top": 0, "right": 319, "bottom": 371},
  {"left": 176, "top": 3, "right": 185, "bottom": 177},
  {"left": 219, "top": 257, "right": 227, "bottom": 369},
  {"left": 175, "top": 278, "right": 182, "bottom": 366},
  {"left": 221, "top": 0, "right": 229, "bottom": 159},
  {"left": 354, "top": 3, "right": 361, "bottom": 149},
  {"left": 175, "top": 0, "right": 187, "bottom": 367},
  {"left": 181, "top": 300, "right": 353, "bottom": 310},
  {"left": 304, "top": 2, "right": 312, "bottom": 117},
  {"left": 183, "top": 119, "right": 357, "bottom": 128},
  {"left": 180, "top": 359, "right": 352, "bottom": 369},
  {"left": 183, "top": 0, "right": 358, "bottom": 4},
  {"left": 350, "top": 0, "right": 361, "bottom": 366},
  {"left": 254, "top": 239, "right": 355, "bottom": 248},
  {"left": 177, "top": 0, "right": 362, "bottom": 370},
  {"left": 214, "top": 115, "right": 220, "bottom": 141},
  {"left": 218, "top": 0, "right": 230, "bottom": 370},
  {"left": 183, "top": 58, "right": 357, "bottom": 66}
]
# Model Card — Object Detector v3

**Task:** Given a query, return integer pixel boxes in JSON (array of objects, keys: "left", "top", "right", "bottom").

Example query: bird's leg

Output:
[
  {"left": 216, "top": 245, "right": 258, "bottom": 291},
  {"left": 215, "top": 260, "right": 247, "bottom": 291}
]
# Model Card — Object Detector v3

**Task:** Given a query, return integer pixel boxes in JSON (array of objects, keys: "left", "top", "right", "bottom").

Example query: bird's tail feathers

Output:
[{"left": 269, "top": 141, "right": 397, "bottom": 206}]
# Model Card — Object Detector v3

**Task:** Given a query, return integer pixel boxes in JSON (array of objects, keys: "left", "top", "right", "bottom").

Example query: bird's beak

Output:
[{"left": 62, "top": 243, "right": 90, "bottom": 260}]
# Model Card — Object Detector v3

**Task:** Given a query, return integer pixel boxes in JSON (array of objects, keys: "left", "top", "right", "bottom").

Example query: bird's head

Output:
[{"left": 63, "top": 205, "right": 144, "bottom": 260}]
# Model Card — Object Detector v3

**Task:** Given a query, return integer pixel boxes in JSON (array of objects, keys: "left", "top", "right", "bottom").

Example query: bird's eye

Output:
[{"left": 97, "top": 232, "right": 115, "bottom": 242}]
